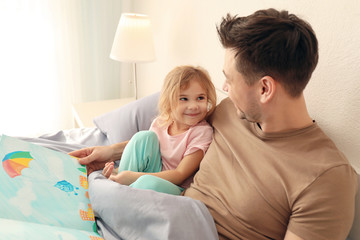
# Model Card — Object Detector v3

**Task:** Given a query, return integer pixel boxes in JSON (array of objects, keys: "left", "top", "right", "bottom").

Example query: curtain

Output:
[{"left": 0, "top": 0, "right": 128, "bottom": 137}]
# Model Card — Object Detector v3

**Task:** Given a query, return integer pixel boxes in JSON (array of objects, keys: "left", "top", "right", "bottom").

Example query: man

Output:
[
  {"left": 71, "top": 8, "right": 357, "bottom": 240},
  {"left": 183, "top": 8, "right": 357, "bottom": 239}
]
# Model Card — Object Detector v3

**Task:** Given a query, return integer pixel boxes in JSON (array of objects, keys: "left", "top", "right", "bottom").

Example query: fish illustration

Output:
[{"left": 54, "top": 180, "right": 79, "bottom": 196}]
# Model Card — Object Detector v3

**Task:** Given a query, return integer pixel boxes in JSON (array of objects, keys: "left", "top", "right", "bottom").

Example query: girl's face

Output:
[{"left": 170, "top": 79, "right": 208, "bottom": 132}]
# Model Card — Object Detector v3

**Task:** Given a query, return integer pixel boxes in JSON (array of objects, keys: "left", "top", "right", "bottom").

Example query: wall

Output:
[
  {"left": 130, "top": 0, "right": 360, "bottom": 171},
  {"left": 71, "top": 0, "right": 132, "bottom": 102},
  {"left": 0, "top": 0, "right": 134, "bottom": 136}
]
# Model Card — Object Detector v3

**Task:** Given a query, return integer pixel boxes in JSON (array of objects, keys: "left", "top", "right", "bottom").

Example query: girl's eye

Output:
[
  {"left": 180, "top": 97, "right": 188, "bottom": 101},
  {"left": 197, "top": 96, "right": 206, "bottom": 100}
]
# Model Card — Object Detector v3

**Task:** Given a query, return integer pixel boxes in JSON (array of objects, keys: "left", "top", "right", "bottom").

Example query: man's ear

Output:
[{"left": 259, "top": 76, "right": 276, "bottom": 103}]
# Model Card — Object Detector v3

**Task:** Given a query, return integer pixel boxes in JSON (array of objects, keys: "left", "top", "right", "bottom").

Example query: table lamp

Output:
[{"left": 110, "top": 13, "right": 156, "bottom": 99}]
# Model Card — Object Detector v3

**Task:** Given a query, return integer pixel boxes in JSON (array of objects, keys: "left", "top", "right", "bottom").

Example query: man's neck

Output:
[{"left": 258, "top": 94, "right": 313, "bottom": 133}]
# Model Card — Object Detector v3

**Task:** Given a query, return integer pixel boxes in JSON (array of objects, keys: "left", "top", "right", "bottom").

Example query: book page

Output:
[{"left": 0, "top": 135, "right": 101, "bottom": 237}]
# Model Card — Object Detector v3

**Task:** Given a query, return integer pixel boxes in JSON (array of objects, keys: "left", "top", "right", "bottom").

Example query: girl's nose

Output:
[{"left": 187, "top": 102, "right": 199, "bottom": 110}]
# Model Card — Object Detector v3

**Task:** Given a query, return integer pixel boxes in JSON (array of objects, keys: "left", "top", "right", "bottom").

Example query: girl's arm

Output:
[
  {"left": 151, "top": 149, "right": 204, "bottom": 184},
  {"left": 110, "top": 149, "right": 204, "bottom": 186}
]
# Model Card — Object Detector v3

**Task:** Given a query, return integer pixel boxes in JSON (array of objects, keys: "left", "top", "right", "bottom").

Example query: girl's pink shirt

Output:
[{"left": 150, "top": 118, "right": 213, "bottom": 188}]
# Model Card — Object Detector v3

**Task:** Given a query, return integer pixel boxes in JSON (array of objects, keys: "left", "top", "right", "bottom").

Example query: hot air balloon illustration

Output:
[{"left": 2, "top": 151, "right": 34, "bottom": 178}]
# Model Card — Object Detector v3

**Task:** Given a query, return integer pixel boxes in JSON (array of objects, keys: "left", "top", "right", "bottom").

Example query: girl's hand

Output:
[{"left": 103, "top": 162, "right": 115, "bottom": 178}]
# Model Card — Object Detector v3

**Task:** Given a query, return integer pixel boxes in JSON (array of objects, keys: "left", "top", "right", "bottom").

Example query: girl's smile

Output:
[{"left": 169, "top": 79, "right": 209, "bottom": 135}]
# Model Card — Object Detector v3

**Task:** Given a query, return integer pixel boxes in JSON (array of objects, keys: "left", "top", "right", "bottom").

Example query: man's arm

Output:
[
  {"left": 285, "top": 165, "right": 357, "bottom": 239},
  {"left": 69, "top": 140, "right": 129, "bottom": 175}
]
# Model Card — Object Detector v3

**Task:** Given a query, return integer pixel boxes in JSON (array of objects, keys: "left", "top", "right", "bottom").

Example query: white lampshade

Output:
[{"left": 110, "top": 13, "right": 156, "bottom": 63}]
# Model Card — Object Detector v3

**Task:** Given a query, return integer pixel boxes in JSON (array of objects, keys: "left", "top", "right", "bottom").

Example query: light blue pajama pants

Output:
[{"left": 118, "top": 131, "right": 184, "bottom": 195}]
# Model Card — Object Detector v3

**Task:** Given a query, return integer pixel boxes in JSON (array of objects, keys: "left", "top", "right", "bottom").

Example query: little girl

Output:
[{"left": 102, "top": 65, "right": 216, "bottom": 195}]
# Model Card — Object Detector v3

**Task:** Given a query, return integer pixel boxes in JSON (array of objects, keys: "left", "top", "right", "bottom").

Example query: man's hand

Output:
[{"left": 69, "top": 145, "right": 115, "bottom": 175}]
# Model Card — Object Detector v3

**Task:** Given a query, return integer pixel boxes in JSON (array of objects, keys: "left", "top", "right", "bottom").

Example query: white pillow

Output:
[{"left": 93, "top": 92, "right": 160, "bottom": 144}]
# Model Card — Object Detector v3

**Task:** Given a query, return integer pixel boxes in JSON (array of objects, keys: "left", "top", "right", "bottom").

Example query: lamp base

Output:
[{"left": 132, "top": 63, "right": 138, "bottom": 100}]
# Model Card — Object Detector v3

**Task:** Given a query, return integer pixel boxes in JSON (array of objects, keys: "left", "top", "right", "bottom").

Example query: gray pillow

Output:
[{"left": 93, "top": 92, "right": 160, "bottom": 144}]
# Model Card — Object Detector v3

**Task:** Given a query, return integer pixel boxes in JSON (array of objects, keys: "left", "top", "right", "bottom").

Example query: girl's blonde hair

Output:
[{"left": 158, "top": 65, "right": 216, "bottom": 126}]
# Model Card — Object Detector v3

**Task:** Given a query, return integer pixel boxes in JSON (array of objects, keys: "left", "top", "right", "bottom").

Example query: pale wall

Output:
[{"left": 130, "top": 0, "right": 360, "bottom": 171}]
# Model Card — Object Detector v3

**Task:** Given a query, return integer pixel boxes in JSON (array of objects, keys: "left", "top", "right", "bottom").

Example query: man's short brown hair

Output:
[{"left": 217, "top": 8, "right": 319, "bottom": 97}]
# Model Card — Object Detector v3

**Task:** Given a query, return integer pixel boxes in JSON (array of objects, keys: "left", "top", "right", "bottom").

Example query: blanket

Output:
[{"left": 88, "top": 171, "right": 219, "bottom": 240}]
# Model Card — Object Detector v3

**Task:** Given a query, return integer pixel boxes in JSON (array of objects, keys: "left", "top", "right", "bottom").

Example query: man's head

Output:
[{"left": 217, "top": 8, "right": 318, "bottom": 98}]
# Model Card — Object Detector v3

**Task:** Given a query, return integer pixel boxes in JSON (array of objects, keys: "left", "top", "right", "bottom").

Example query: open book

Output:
[{"left": 0, "top": 135, "right": 103, "bottom": 240}]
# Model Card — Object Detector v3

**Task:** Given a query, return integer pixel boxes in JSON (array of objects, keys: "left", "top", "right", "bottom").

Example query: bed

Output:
[
  {"left": 0, "top": 92, "right": 218, "bottom": 240},
  {"left": 1, "top": 92, "right": 359, "bottom": 240}
]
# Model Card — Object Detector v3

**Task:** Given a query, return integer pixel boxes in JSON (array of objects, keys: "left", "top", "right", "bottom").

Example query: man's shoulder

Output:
[
  {"left": 214, "top": 97, "right": 233, "bottom": 112},
  {"left": 309, "top": 123, "right": 351, "bottom": 166},
  {"left": 210, "top": 98, "right": 238, "bottom": 123}
]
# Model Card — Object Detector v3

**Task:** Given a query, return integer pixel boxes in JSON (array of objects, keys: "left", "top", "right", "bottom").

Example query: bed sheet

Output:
[{"left": 17, "top": 127, "right": 109, "bottom": 153}]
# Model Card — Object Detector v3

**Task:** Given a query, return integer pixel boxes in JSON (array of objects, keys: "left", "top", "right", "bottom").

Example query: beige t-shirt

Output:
[{"left": 184, "top": 98, "right": 358, "bottom": 240}]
